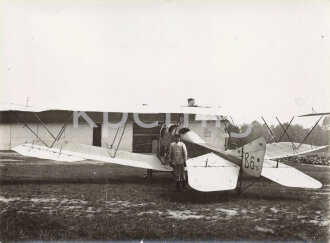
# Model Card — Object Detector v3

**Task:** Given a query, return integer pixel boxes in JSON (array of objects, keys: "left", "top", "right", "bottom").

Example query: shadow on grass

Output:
[
  {"left": 160, "top": 185, "right": 303, "bottom": 203},
  {"left": 0, "top": 176, "right": 174, "bottom": 186},
  {"left": 1, "top": 178, "right": 306, "bottom": 203},
  {"left": 161, "top": 189, "right": 234, "bottom": 203}
]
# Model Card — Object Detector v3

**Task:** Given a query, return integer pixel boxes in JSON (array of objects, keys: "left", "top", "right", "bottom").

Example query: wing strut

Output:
[
  {"left": 104, "top": 121, "right": 128, "bottom": 158},
  {"left": 13, "top": 111, "right": 73, "bottom": 148},
  {"left": 114, "top": 121, "right": 127, "bottom": 157},
  {"left": 110, "top": 126, "right": 121, "bottom": 148},
  {"left": 50, "top": 112, "right": 73, "bottom": 147},
  {"left": 262, "top": 115, "right": 326, "bottom": 152},
  {"left": 33, "top": 112, "right": 56, "bottom": 140},
  {"left": 14, "top": 112, "right": 49, "bottom": 147},
  {"left": 261, "top": 117, "right": 277, "bottom": 142},
  {"left": 277, "top": 116, "right": 294, "bottom": 142},
  {"left": 276, "top": 116, "right": 297, "bottom": 149},
  {"left": 297, "top": 115, "right": 323, "bottom": 149}
]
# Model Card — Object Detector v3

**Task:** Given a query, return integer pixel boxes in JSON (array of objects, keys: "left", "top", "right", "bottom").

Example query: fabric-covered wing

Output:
[
  {"left": 0, "top": 103, "right": 48, "bottom": 112},
  {"left": 298, "top": 112, "right": 330, "bottom": 117},
  {"left": 186, "top": 153, "right": 240, "bottom": 192},
  {"left": 261, "top": 159, "right": 322, "bottom": 188},
  {"left": 265, "top": 142, "right": 328, "bottom": 160},
  {"left": 13, "top": 142, "right": 172, "bottom": 171},
  {"left": 0, "top": 102, "right": 223, "bottom": 115},
  {"left": 13, "top": 143, "right": 86, "bottom": 162}
]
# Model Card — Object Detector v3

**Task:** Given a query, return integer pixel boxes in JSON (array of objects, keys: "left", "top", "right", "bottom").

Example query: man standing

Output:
[{"left": 169, "top": 133, "right": 188, "bottom": 191}]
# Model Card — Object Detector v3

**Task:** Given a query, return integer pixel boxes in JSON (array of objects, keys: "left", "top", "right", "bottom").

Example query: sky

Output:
[{"left": 0, "top": 0, "right": 329, "bottom": 127}]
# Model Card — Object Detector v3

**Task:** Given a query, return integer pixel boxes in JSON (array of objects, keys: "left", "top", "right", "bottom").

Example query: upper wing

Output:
[
  {"left": 186, "top": 153, "right": 240, "bottom": 192},
  {"left": 0, "top": 102, "right": 48, "bottom": 112},
  {"left": 13, "top": 142, "right": 172, "bottom": 171},
  {"left": 265, "top": 142, "right": 328, "bottom": 160},
  {"left": 0, "top": 102, "right": 223, "bottom": 115},
  {"left": 298, "top": 112, "right": 330, "bottom": 117}
]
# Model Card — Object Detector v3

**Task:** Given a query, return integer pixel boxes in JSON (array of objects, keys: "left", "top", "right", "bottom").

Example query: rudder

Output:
[{"left": 240, "top": 138, "right": 266, "bottom": 177}]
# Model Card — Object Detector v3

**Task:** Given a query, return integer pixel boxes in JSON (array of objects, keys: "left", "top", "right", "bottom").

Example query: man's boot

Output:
[
  {"left": 181, "top": 180, "right": 186, "bottom": 190},
  {"left": 176, "top": 181, "right": 181, "bottom": 191}
]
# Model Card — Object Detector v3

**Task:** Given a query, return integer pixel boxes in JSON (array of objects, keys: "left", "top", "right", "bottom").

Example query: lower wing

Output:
[
  {"left": 13, "top": 142, "right": 172, "bottom": 171},
  {"left": 13, "top": 142, "right": 239, "bottom": 192},
  {"left": 265, "top": 142, "right": 328, "bottom": 160}
]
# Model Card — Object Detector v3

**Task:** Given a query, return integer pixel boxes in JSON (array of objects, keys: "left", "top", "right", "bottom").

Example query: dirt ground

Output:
[{"left": 0, "top": 151, "right": 329, "bottom": 241}]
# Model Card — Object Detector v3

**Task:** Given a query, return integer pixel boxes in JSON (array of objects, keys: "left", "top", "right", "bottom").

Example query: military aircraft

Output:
[{"left": 3, "top": 102, "right": 328, "bottom": 192}]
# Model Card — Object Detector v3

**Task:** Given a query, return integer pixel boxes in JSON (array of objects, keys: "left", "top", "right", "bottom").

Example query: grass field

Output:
[{"left": 0, "top": 151, "right": 329, "bottom": 241}]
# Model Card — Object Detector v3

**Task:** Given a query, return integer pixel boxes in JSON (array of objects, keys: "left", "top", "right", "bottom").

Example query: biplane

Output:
[{"left": 2, "top": 102, "right": 328, "bottom": 192}]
